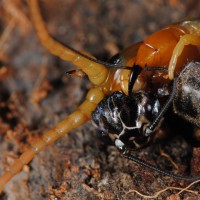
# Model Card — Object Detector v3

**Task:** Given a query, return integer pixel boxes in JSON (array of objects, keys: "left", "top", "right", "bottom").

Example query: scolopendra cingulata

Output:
[{"left": 0, "top": 0, "right": 200, "bottom": 198}]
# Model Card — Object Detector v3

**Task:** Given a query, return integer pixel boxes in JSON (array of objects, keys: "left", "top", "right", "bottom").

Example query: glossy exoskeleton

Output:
[
  {"left": 1, "top": 0, "right": 200, "bottom": 191},
  {"left": 92, "top": 90, "right": 161, "bottom": 151},
  {"left": 174, "top": 62, "right": 200, "bottom": 127},
  {"left": 92, "top": 61, "right": 200, "bottom": 180}
]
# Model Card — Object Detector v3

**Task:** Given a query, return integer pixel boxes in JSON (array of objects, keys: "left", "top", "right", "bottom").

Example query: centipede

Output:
[{"left": 0, "top": 0, "right": 200, "bottom": 197}]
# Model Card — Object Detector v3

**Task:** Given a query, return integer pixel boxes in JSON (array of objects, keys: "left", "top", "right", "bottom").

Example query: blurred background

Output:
[{"left": 0, "top": 0, "right": 199, "bottom": 199}]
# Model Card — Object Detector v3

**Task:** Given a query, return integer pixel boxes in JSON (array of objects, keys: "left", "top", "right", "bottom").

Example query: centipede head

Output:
[{"left": 91, "top": 90, "right": 161, "bottom": 152}]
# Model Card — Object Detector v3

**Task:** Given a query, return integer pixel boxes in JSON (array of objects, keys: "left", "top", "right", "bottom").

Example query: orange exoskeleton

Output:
[{"left": 0, "top": 0, "right": 200, "bottom": 192}]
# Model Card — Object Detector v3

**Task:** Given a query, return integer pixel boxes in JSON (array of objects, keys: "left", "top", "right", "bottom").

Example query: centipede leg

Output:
[
  {"left": 0, "top": 87, "right": 104, "bottom": 192},
  {"left": 168, "top": 34, "right": 200, "bottom": 79},
  {"left": 29, "top": 0, "right": 109, "bottom": 86}
]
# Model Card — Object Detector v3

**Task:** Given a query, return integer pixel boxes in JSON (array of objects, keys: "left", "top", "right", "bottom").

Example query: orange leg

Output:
[
  {"left": 168, "top": 34, "right": 200, "bottom": 79},
  {"left": 0, "top": 87, "right": 104, "bottom": 192},
  {"left": 29, "top": 0, "right": 109, "bottom": 86}
]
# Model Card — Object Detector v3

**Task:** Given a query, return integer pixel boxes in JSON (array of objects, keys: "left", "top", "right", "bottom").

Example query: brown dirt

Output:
[{"left": 0, "top": 0, "right": 199, "bottom": 199}]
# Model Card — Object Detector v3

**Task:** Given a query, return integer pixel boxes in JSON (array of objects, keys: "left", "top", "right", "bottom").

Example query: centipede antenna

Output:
[
  {"left": 56, "top": 41, "right": 137, "bottom": 72},
  {"left": 145, "top": 77, "right": 177, "bottom": 136},
  {"left": 50, "top": 40, "right": 170, "bottom": 72},
  {"left": 143, "top": 66, "right": 168, "bottom": 72},
  {"left": 54, "top": 42, "right": 134, "bottom": 70},
  {"left": 123, "top": 152, "right": 200, "bottom": 181}
]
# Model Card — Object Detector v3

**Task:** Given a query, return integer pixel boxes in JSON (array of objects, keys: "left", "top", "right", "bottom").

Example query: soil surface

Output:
[{"left": 0, "top": 0, "right": 200, "bottom": 199}]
